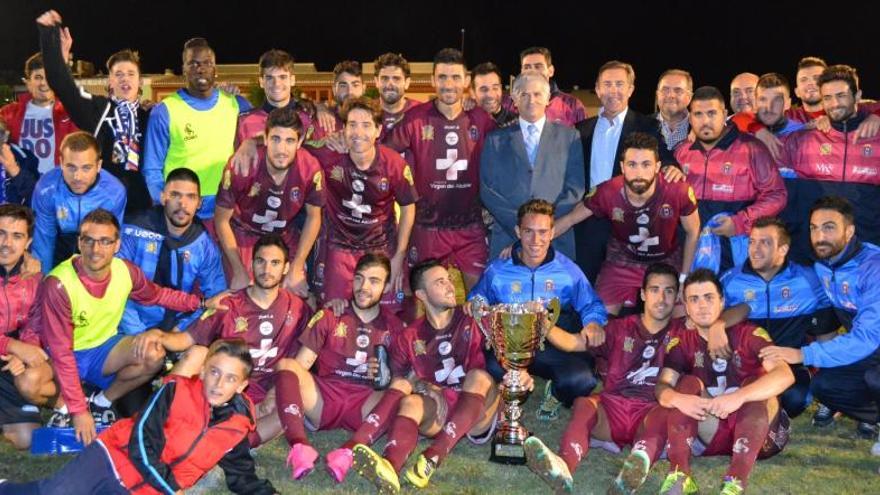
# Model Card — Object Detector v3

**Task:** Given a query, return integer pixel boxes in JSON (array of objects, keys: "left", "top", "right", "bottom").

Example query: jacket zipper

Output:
[
  {"left": 842, "top": 121, "right": 849, "bottom": 182},
  {"left": 701, "top": 151, "right": 711, "bottom": 200}
]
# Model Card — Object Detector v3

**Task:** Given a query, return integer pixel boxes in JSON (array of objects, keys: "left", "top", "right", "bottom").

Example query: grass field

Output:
[{"left": 1, "top": 389, "right": 877, "bottom": 495}]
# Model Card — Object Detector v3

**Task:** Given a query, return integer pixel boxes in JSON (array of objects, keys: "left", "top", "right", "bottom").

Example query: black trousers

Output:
[{"left": 810, "top": 349, "right": 880, "bottom": 423}]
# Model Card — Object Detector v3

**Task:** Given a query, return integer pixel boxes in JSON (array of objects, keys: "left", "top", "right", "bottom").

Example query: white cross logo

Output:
[
  {"left": 342, "top": 193, "right": 372, "bottom": 219},
  {"left": 629, "top": 227, "right": 660, "bottom": 252},
  {"left": 252, "top": 209, "right": 287, "bottom": 232},
  {"left": 346, "top": 350, "right": 369, "bottom": 373},
  {"left": 435, "top": 357, "right": 466, "bottom": 385},
  {"left": 249, "top": 338, "right": 278, "bottom": 367},
  {"left": 436, "top": 149, "right": 468, "bottom": 180}
]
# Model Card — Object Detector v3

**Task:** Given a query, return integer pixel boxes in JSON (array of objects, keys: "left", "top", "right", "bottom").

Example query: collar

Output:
[
  {"left": 657, "top": 110, "right": 689, "bottom": 126},
  {"left": 519, "top": 115, "right": 547, "bottom": 136},
  {"left": 511, "top": 241, "right": 556, "bottom": 267},
  {"left": 766, "top": 117, "right": 789, "bottom": 135},
  {"left": 688, "top": 124, "right": 739, "bottom": 152},
  {"left": 742, "top": 256, "right": 791, "bottom": 281},
  {"left": 0, "top": 258, "right": 24, "bottom": 279},
  {"left": 830, "top": 111, "right": 868, "bottom": 133},
  {"left": 260, "top": 99, "right": 297, "bottom": 114},
  {"left": 549, "top": 79, "right": 561, "bottom": 97},
  {"left": 598, "top": 106, "right": 628, "bottom": 127},
  {"left": 819, "top": 236, "right": 863, "bottom": 269}
]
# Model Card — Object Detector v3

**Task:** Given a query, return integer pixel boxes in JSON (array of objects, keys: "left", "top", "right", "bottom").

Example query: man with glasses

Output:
[
  {"left": 31, "top": 132, "right": 125, "bottom": 271},
  {"left": 34, "top": 208, "right": 229, "bottom": 445},
  {"left": 143, "top": 38, "right": 252, "bottom": 220}
]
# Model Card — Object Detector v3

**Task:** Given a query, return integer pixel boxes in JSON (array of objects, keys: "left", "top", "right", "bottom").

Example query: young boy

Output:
[{"left": 0, "top": 339, "right": 277, "bottom": 495}]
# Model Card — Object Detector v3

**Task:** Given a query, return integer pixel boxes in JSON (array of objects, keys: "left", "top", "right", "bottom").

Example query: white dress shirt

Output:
[{"left": 589, "top": 107, "right": 628, "bottom": 188}]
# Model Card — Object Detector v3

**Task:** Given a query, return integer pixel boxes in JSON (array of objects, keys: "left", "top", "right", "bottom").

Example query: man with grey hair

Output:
[
  {"left": 480, "top": 71, "right": 584, "bottom": 259},
  {"left": 730, "top": 72, "right": 759, "bottom": 114},
  {"left": 654, "top": 69, "right": 693, "bottom": 150}
]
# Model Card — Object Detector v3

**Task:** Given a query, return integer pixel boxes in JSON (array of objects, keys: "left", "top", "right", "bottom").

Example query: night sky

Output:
[{"left": 3, "top": 0, "right": 879, "bottom": 112}]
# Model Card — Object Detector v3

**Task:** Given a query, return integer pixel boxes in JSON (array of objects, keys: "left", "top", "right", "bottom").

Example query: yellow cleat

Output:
[
  {"left": 403, "top": 453, "right": 436, "bottom": 489},
  {"left": 352, "top": 443, "right": 400, "bottom": 494}
]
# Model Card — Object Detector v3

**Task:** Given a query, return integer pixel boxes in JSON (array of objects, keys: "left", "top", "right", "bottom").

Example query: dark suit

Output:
[
  {"left": 573, "top": 108, "right": 674, "bottom": 283},
  {"left": 481, "top": 120, "right": 585, "bottom": 259}
]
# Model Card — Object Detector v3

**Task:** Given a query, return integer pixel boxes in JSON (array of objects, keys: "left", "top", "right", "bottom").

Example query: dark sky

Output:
[{"left": 3, "top": 0, "right": 879, "bottom": 111}]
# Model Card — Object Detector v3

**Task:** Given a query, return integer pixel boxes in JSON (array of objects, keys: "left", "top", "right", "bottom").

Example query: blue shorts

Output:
[{"left": 73, "top": 334, "right": 124, "bottom": 390}]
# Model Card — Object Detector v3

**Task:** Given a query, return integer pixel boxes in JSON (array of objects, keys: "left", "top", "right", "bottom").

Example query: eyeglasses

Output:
[{"left": 79, "top": 236, "right": 117, "bottom": 248}]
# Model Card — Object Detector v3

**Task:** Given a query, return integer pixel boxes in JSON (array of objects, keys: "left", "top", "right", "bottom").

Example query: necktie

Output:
[{"left": 526, "top": 123, "right": 539, "bottom": 165}]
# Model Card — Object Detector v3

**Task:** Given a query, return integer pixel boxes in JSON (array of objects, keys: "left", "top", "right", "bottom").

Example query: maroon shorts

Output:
[
  {"left": 701, "top": 408, "right": 790, "bottom": 459},
  {"left": 245, "top": 371, "right": 278, "bottom": 405},
  {"left": 226, "top": 229, "right": 300, "bottom": 281},
  {"left": 315, "top": 376, "right": 376, "bottom": 431},
  {"left": 600, "top": 393, "right": 657, "bottom": 447},
  {"left": 313, "top": 240, "right": 402, "bottom": 310},
  {"left": 595, "top": 262, "right": 647, "bottom": 307},
  {"left": 408, "top": 223, "right": 487, "bottom": 278}
]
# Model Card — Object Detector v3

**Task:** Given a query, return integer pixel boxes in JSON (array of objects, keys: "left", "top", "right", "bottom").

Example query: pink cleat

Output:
[
  {"left": 286, "top": 443, "right": 319, "bottom": 480},
  {"left": 326, "top": 447, "right": 354, "bottom": 483}
]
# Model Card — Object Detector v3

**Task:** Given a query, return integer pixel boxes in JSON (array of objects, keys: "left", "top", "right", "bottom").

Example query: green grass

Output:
[{"left": 2, "top": 397, "right": 877, "bottom": 494}]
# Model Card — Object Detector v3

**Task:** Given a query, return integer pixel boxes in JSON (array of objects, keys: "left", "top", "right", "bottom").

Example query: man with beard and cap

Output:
[
  {"left": 352, "top": 260, "right": 499, "bottom": 492},
  {"left": 137, "top": 233, "right": 315, "bottom": 459},
  {"left": 760, "top": 196, "right": 880, "bottom": 449},
  {"left": 519, "top": 47, "right": 587, "bottom": 126},
  {"left": 675, "top": 86, "right": 786, "bottom": 273},
  {"left": 729, "top": 73, "right": 759, "bottom": 115},
  {"left": 308, "top": 60, "right": 365, "bottom": 146},
  {"left": 37, "top": 10, "right": 152, "bottom": 214},
  {"left": 556, "top": 133, "right": 700, "bottom": 316},
  {"left": 31, "top": 132, "right": 126, "bottom": 271},
  {"left": 374, "top": 53, "right": 420, "bottom": 141},
  {"left": 266, "top": 253, "right": 411, "bottom": 483},
  {"left": 471, "top": 62, "right": 518, "bottom": 127},
  {"left": 780, "top": 65, "right": 880, "bottom": 262},
  {"left": 143, "top": 37, "right": 252, "bottom": 220},
  {"left": 654, "top": 69, "right": 694, "bottom": 151},
  {"left": 215, "top": 107, "right": 323, "bottom": 294}
]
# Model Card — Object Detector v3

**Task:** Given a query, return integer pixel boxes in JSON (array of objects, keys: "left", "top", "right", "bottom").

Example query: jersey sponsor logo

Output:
[
  {"left": 711, "top": 184, "right": 734, "bottom": 194},
  {"left": 437, "top": 149, "right": 468, "bottom": 180},
  {"left": 642, "top": 345, "right": 656, "bottom": 359},
  {"left": 184, "top": 123, "right": 198, "bottom": 141},
  {"left": 445, "top": 131, "right": 459, "bottom": 146},
  {"left": 124, "top": 227, "right": 164, "bottom": 241},
  {"left": 259, "top": 321, "right": 274, "bottom": 336},
  {"left": 864, "top": 144, "right": 873, "bottom": 157},
  {"left": 852, "top": 166, "right": 878, "bottom": 176},
  {"left": 356, "top": 334, "right": 370, "bottom": 349},
  {"left": 334, "top": 321, "right": 348, "bottom": 338},
  {"left": 636, "top": 213, "right": 650, "bottom": 225},
  {"left": 422, "top": 125, "right": 434, "bottom": 141},
  {"left": 626, "top": 362, "right": 659, "bottom": 386},
  {"left": 659, "top": 204, "right": 673, "bottom": 219},
  {"left": 267, "top": 196, "right": 281, "bottom": 208},
  {"left": 413, "top": 339, "right": 427, "bottom": 355},
  {"left": 290, "top": 187, "right": 301, "bottom": 202},
  {"left": 235, "top": 317, "right": 248, "bottom": 333},
  {"left": 252, "top": 208, "right": 287, "bottom": 232},
  {"left": 248, "top": 183, "right": 261, "bottom": 197},
  {"left": 250, "top": 338, "right": 279, "bottom": 368},
  {"left": 752, "top": 327, "right": 772, "bottom": 342},
  {"left": 612, "top": 207, "right": 625, "bottom": 222},
  {"left": 72, "top": 310, "right": 89, "bottom": 328},
  {"left": 330, "top": 166, "right": 345, "bottom": 182},
  {"left": 781, "top": 286, "right": 791, "bottom": 299},
  {"left": 436, "top": 357, "right": 466, "bottom": 384},
  {"left": 438, "top": 341, "right": 452, "bottom": 356},
  {"left": 629, "top": 227, "right": 660, "bottom": 252},
  {"left": 819, "top": 143, "right": 832, "bottom": 156},
  {"left": 343, "top": 191, "right": 372, "bottom": 218},
  {"left": 712, "top": 357, "right": 728, "bottom": 372},
  {"left": 815, "top": 163, "right": 834, "bottom": 175}
]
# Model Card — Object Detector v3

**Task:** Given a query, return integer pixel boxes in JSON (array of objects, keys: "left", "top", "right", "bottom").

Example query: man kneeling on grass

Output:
[{"left": 0, "top": 339, "right": 277, "bottom": 495}]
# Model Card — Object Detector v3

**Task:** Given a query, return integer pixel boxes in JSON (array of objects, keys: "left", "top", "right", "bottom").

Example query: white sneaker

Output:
[{"left": 871, "top": 440, "right": 880, "bottom": 456}]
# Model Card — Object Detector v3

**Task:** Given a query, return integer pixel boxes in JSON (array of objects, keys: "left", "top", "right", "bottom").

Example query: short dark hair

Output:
[
  {"left": 333, "top": 60, "right": 362, "bottom": 81},
  {"left": 60, "top": 131, "right": 101, "bottom": 158},
  {"left": 752, "top": 216, "right": 791, "bottom": 247},
  {"left": 471, "top": 62, "right": 503, "bottom": 88},
  {"left": 259, "top": 49, "right": 294, "bottom": 75},
  {"left": 798, "top": 56, "right": 827, "bottom": 72},
  {"left": 355, "top": 253, "right": 391, "bottom": 282},
  {"left": 519, "top": 47, "right": 552, "bottom": 66},
  {"left": 341, "top": 96, "right": 383, "bottom": 126},
  {"left": 409, "top": 258, "right": 443, "bottom": 293},
  {"left": 756, "top": 72, "right": 791, "bottom": 96},
  {"left": 596, "top": 60, "right": 635, "bottom": 86},
  {"left": 0, "top": 204, "right": 35, "bottom": 238},
  {"left": 207, "top": 339, "right": 254, "bottom": 377},
  {"left": 253, "top": 233, "right": 289, "bottom": 263},
  {"left": 810, "top": 195, "right": 855, "bottom": 225},
  {"left": 683, "top": 268, "right": 724, "bottom": 298},
  {"left": 165, "top": 167, "right": 201, "bottom": 193},
  {"left": 106, "top": 49, "right": 141, "bottom": 73},
  {"left": 643, "top": 262, "right": 679, "bottom": 292},
  {"left": 621, "top": 132, "right": 660, "bottom": 162},
  {"left": 80, "top": 208, "right": 120, "bottom": 236},
  {"left": 433, "top": 48, "right": 466, "bottom": 72},
  {"left": 24, "top": 53, "right": 44, "bottom": 78},
  {"left": 265, "top": 106, "right": 304, "bottom": 139},
  {"left": 374, "top": 53, "right": 410, "bottom": 77},
  {"left": 691, "top": 86, "right": 726, "bottom": 107},
  {"left": 182, "top": 37, "right": 214, "bottom": 61},
  {"left": 517, "top": 199, "right": 555, "bottom": 226},
  {"left": 818, "top": 64, "right": 860, "bottom": 95}
]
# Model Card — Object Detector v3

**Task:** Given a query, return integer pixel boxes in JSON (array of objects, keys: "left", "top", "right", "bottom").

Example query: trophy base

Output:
[{"left": 489, "top": 437, "right": 527, "bottom": 465}]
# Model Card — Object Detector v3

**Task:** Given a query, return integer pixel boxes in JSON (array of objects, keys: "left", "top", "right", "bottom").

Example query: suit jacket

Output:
[
  {"left": 576, "top": 108, "right": 676, "bottom": 187},
  {"left": 480, "top": 121, "right": 585, "bottom": 259}
]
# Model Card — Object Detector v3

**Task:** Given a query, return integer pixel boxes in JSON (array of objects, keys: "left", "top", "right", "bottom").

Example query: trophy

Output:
[{"left": 471, "top": 297, "right": 560, "bottom": 464}]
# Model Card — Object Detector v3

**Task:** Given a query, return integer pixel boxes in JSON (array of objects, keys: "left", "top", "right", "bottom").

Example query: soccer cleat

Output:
[
  {"left": 285, "top": 443, "right": 319, "bottom": 480},
  {"left": 658, "top": 470, "right": 699, "bottom": 495},
  {"left": 47, "top": 409, "right": 71, "bottom": 428},
  {"left": 352, "top": 443, "right": 400, "bottom": 494},
  {"left": 326, "top": 447, "right": 354, "bottom": 483},
  {"left": 403, "top": 453, "right": 436, "bottom": 489},
  {"left": 856, "top": 422, "right": 879, "bottom": 440},
  {"left": 609, "top": 449, "right": 651, "bottom": 494},
  {"left": 871, "top": 428, "right": 880, "bottom": 456},
  {"left": 719, "top": 476, "right": 744, "bottom": 495},
  {"left": 812, "top": 403, "right": 834, "bottom": 427},
  {"left": 536, "top": 380, "right": 561, "bottom": 421},
  {"left": 87, "top": 392, "right": 117, "bottom": 426},
  {"left": 523, "top": 436, "right": 573, "bottom": 493}
]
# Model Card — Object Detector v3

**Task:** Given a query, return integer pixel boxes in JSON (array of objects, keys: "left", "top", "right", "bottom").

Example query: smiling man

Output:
[{"left": 374, "top": 53, "right": 419, "bottom": 140}]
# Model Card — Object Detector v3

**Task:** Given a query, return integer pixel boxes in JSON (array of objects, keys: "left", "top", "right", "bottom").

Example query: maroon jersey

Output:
[
  {"left": 307, "top": 144, "right": 418, "bottom": 250},
  {"left": 592, "top": 314, "right": 672, "bottom": 402},
  {"left": 391, "top": 308, "right": 485, "bottom": 390},
  {"left": 384, "top": 101, "right": 496, "bottom": 228},
  {"left": 188, "top": 288, "right": 310, "bottom": 378},
  {"left": 216, "top": 147, "right": 324, "bottom": 237},
  {"left": 585, "top": 174, "right": 697, "bottom": 264},
  {"left": 664, "top": 320, "right": 772, "bottom": 397},
  {"left": 299, "top": 306, "right": 404, "bottom": 385},
  {"left": 379, "top": 98, "right": 420, "bottom": 141}
]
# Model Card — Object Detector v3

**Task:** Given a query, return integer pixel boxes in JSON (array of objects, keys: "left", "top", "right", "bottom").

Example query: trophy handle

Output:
[
  {"left": 470, "top": 298, "right": 493, "bottom": 350},
  {"left": 537, "top": 298, "right": 561, "bottom": 352}
]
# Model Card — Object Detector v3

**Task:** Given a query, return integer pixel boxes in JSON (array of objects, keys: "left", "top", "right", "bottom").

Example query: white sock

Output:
[
  {"left": 92, "top": 392, "right": 112, "bottom": 408},
  {"left": 54, "top": 404, "right": 68, "bottom": 414}
]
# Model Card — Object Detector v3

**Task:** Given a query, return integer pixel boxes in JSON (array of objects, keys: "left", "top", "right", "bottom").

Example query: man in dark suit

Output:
[
  {"left": 574, "top": 60, "right": 681, "bottom": 282},
  {"left": 481, "top": 72, "right": 585, "bottom": 260}
]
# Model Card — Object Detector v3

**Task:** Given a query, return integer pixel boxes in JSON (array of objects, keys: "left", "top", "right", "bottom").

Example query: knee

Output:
[
  {"left": 398, "top": 394, "right": 423, "bottom": 418},
  {"left": 809, "top": 370, "right": 833, "bottom": 400},
  {"left": 276, "top": 357, "right": 303, "bottom": 374},
  {"left": 483, "top": 352, "right": 505, "bottom": 382},
  {"left": 865, "top": 366, "right": 880, "bottom": 395},
  {"left": 143, "top": 345, "right": 167, "bottom": 371},
  {"left": 674, "top": 375, "right": 704, "bottom": 396},
  {"left": 463, "top": 368, "right": 493, "bottom": 392},
  {"left": 15, "top": 368, "right": 43, "bottom": 401},
  {"left": 390, "top": 377, "right": 412, "bottom": 395},
  {"left": 3, "top": 428, "right": 34, "bottom": 451}
]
